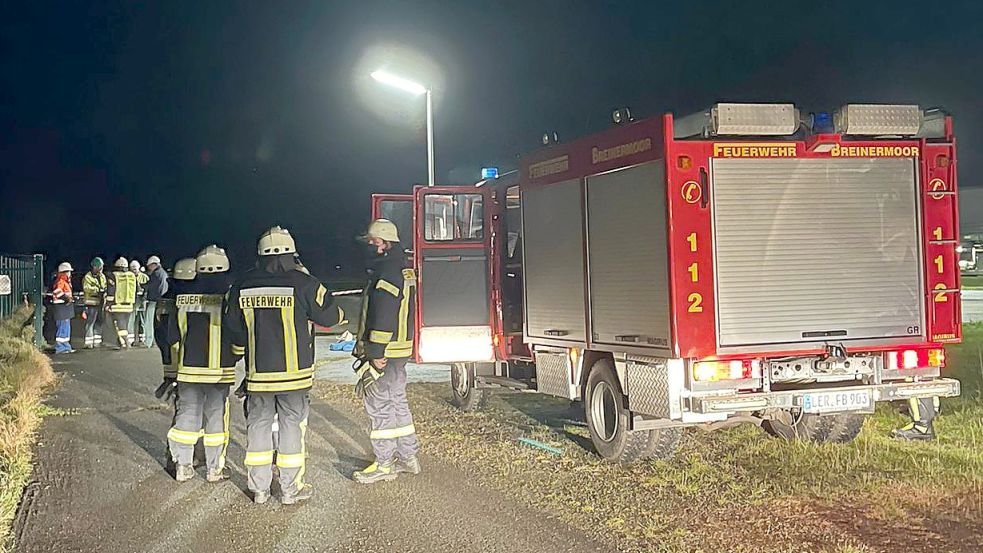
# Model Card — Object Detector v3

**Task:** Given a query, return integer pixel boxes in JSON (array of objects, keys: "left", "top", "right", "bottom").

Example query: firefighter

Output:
[
  {"left": 892, "top": 397, "right": 940, "bottom": 441},
  {"left": 105, "top": 257, "right": 138, "bottom": 349},
  {"left": 165, "top": 246, "right": 239, "bottom": 483},
  {"left": 224, "top": 226, "right": 344, "bottom": 505},
  {"left": 128, "top": 259, "right": 150, "bottom": 346},
  {"left": 153, "top": 258, "right": 197, "bottom": 411},
  {"left": 82, "top": 257, "right": 107, "bottom": 348},
  {"left": 50, "top": 262, "right": 75, "bottom": 354},
  {"left": 352, "top": 218, "right": 420, "bottom": 484}
]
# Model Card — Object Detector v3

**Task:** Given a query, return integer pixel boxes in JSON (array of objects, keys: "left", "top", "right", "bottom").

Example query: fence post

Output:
[{"left": 32, "top": 254, "right": 44, "bottom": 348}]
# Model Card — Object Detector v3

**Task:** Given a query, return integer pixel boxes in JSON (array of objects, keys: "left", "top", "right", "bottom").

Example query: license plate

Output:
[{"left": 801, "top": 389, "right": 872, "bottom": 414}]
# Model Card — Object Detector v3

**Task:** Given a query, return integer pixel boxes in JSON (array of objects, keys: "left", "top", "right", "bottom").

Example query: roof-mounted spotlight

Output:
[
  {"left": 542, "top": 131, "right": 560, "bottom": 146},
  {"left": 612, "top": 107, "right": 633, "bottom": 125}
]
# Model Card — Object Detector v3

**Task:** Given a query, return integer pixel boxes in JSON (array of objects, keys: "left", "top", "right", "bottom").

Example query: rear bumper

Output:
[{"left": 690, "top": 378, "right": 961, "bottom": 414}]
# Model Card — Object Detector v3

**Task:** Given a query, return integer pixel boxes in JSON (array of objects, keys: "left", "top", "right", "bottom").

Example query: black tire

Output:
[
  {"left": 762, "top": 410, "right": 865, "bottom": 443},
  {"left": 584, "top": 359, "right": 680, "bottom": 463},
  {"left": 450, "top": 362, "right": 488, "bottom": 412}
]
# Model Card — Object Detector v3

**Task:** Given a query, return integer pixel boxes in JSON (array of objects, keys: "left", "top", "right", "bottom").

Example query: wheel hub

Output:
[{"left": 590, "top": 381, "right": 619, "bottom": 443}]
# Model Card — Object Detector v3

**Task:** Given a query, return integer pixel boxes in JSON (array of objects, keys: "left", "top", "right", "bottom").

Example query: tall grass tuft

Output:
[{"left": 0, "top": 307, "right": 55, "bottom": 552}]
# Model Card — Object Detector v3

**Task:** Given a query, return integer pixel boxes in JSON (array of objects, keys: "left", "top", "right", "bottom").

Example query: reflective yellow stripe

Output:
[
  {"left": 177, "top": 373, "right": 236, "bottom": 384},
  {"left": 369, "top": 330, "right": 393, "bottom": 344},
  {"left": 275, "top": 452, "right": 305, "bottom": 468},
  {"left": 316, "top": 285, "right": 327, "bottom": 307},
  {"left": 244, "top": 450, "right": 274, "bottom": 466},
  {"left": 202, "top": 432, "right": 228, "bottom": 447},
  {"left": 247, "top": 367, "right": 314, "bottom": 382},
  {"left": 296, "top": 417, "right": 308, "bottom": 489},
  {"left": 231, "top": 345, "right": 246, "bottom": 355},
  {"left": 282, "top": 305, "right": 298, "bottom": 372},
  {"left": 376, "top": 279, "right": 400, "bottom": 297},
  {"left": 246, "top": 377, "right": 314, "bottom": 393},
  {"left": 244, "top": 307, "right": 256, "bottom": 375},
  {"left": 167, "top": 428, "right": 202, "bottom": 445},
  {"left": 220, "top": 396, "right": 230, "bottom": 470},
  {"left": 209, "top": 307, "right": 222, "bottom": 369},
  {"left": 337, "top": 306, "right": 347, "bottom": 324},
  {"left": 177, "top": 309, "right": 188, "bottom": 370},
  {"left": 397, "top": 281, "right": 411, "bottom": 343},
  {"left": 370, "top": 424, "right": 416, "bottom": 440},
  {"left": 909, "top": 398, "right": 921, "bottom": 420}
]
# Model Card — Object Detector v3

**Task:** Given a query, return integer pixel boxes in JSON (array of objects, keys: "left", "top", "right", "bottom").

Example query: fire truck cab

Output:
[{"left": 372, "top": 102, "right": 962, "bottom": 462}]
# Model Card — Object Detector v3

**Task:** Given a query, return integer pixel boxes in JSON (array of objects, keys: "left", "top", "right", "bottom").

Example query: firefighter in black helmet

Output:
[{"left": 224, "top": 226, "right": 345, "bottom": 505}]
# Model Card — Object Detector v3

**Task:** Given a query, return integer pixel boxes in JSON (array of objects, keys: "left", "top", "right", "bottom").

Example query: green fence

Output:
[{"left": 0, "top": 254, "right": 45, "bottom": 347}]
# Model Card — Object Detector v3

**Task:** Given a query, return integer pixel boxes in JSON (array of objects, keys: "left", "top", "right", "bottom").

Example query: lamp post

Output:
[{"left": 371, "top": 69, "right": 435, "bottom": 186}]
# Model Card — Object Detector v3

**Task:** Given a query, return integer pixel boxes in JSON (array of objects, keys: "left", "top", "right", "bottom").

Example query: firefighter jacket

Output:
[
  {"left": 166, "top": 273, "right": 240, "bottom": 385},
  {"left": 224, "top": 267, "right": 345, "bottom": 393},
  {"left": 156, "top": 280, "right": 189, "bottom": 379},
  {"left": 105, "top": 271, "right": 137, "bottom": 313},
  {"left": 82, "top": 271, "right": 107, "bottom": 306},
  {"left": 357, "top": 249, "right": 416, "bottom": 360},
  {"left": 50, "top": 274, "right": 74, "bottom": 321}
]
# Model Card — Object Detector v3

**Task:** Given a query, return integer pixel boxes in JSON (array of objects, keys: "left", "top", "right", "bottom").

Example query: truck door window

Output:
[
  {"left": 379, "top": 200, "right": 413, "bottom": 250},
  {"left": 423, "top": 193, "right": 484, "bottom": 242}
]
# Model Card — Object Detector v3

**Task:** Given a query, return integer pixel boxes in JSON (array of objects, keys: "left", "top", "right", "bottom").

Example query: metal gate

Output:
[{"left": 0, "top": 254, "right": 45, "bottom": 347}]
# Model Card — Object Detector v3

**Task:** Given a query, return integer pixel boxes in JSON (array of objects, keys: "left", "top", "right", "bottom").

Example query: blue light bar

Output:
[{"left": 481, "top": 167, "right": 499, "bottom": 179}]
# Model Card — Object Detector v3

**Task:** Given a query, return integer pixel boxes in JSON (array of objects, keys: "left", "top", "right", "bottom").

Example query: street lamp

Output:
[{"left": 371, "top": 69, "right": 435, "bottom": 186}]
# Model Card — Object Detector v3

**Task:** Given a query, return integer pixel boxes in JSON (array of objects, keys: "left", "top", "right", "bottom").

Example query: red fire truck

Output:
[{"left": 371, "top": 103, "right": 962, "bottom": 462}]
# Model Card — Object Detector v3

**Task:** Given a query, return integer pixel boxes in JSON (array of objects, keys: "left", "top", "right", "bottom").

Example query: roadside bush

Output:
[{"left": 0, "top": 307, "right": 55, "bottom": 552}]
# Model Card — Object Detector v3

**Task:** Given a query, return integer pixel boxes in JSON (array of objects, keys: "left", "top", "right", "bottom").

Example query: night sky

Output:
[{"left": 2, "top": 1, "right": 982, "bottom": 278}]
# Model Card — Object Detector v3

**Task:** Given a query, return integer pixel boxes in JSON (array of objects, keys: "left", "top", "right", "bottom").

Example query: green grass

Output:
[
  {"left": 962, "top": 275, "right": 983, "bottom": 290},
  {"left": 0, "top": 308, "right": 55, "bottom": 553}
]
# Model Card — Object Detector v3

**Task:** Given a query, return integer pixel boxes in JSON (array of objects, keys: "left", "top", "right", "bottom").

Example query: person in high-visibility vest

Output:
[
  {"left": 50, "top": 262, "right": 75, "bottom": 354},
  {"left": 105, "top": 257, "right": 137, "bottom": 349},
  {"left": 82, "top": 257, "right": 107, "bottom": 348},
  {"left": 128, "top": 259, "right": 150, "bottom": 346}
]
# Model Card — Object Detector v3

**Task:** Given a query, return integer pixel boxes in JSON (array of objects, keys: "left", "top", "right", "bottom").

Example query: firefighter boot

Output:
[
  {"left": 394, "top": 455, "right": 421, "bottom": 475},
  {"left": 892, "top": 397, "right": 938, "bottom": 441},
  {"left": 281, "top": 484, "right": 314, "bottom": 506},
  {"left": 353, "top": 460, "right": 398, "bottom": 484},
  {"left": 253, "top": 490, "right": 270, "bottom": 505},
  {"left": 175, "top": 464, "right": 195, "bottom": 482},
  {"left": 206, "top": 469, "right": 228, "bottom": 483}
]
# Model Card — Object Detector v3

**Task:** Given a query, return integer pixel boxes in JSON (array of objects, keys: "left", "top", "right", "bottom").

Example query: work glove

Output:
[
  {"left": 154, "top": 378, "right": 177, "bottom": 401},
  {"left": 353, "top": 358, "right": 384, "bottom": 399}
]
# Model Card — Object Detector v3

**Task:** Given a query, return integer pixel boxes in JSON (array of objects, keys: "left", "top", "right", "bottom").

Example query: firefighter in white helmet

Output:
[
  {"left": 104, "top": 257, "right": 137, "bottom": 349},
  {"left": 224, "top": 226, "right": 345, "bottom": 504},
  {"left": 153, "top": 258, "right": 197, "bottom": 411},
  {"left": 128, "top": 259, "right": 149, "bottom": 346},
  {"left": 164, "top": 246, "right": 240, "bottom": 483},
  {"left": 352, "top": 218, "right": 420, "bottom": 484},
  {"left": 50, "top": 262, "right": 75, "bottom": 354}
]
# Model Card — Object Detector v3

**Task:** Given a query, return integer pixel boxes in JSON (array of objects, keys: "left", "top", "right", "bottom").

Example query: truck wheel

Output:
[
  {"left": 450, "top": 362, "right": 487, "bottom": 412},
  {"left": 585, "top": 359, "right": 678, "bottom": 462},
  {"left": 762, "top": 410, "right": 865, "bottom": 443}
]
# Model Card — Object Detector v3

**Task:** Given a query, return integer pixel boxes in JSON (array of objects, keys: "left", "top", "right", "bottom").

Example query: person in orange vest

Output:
[{"left": 51, "top": 262, "right": 75, "bottom": 354}]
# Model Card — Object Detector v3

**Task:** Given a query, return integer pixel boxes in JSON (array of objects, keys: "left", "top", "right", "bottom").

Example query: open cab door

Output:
[
  {"left": 371, "top": 194, "right": 414, "bottom": 254},
  {"left": 413, "top": 185, "right": 496, "bottom": 363}
]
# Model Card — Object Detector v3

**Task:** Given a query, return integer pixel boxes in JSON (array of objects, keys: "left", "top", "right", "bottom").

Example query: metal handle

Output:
[
  {"left": 699, "top": 167, "right": 709, "bottom": 209},
  {"left": 543, "top": 329, "right": 569, "bottom": 337}
]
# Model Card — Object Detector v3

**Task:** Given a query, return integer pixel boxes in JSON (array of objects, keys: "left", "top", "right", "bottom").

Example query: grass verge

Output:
[
  {"left": 316, "top": 324, "right": 983, "bottom": 552},
  {"left": 962, "top": 275, "right": 983, "bottom": 290},
  {"left": 0, "top": 308, "right": 55, "bottom": 552}
]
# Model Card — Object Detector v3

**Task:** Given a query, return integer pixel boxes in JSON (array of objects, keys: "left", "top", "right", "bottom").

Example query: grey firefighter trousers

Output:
[
  {"left": 167, "top": 383, "right": 230, "bottom": 473},
  {"left": 363, "top": 358, "right": 419, "bottom": 463},
  {"left": 245, "top": 391, "right": 309, "bottom": 495}
]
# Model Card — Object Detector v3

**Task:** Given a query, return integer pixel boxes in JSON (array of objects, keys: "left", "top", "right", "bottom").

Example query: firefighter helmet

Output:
[
  {"left": 58, "top": 262, "right": 73, "bottom": 273},
  {"left": 173, "top": 258, "right": 197, "bottom": 281},
  {"left": 196, "top": 245, "right": 230, "bottom": 273},
  {"left": 90, "top": 257, "right": 104, "bottom": 269},
  {"left": 257, "top": 226, "right": 296, "bottom": 256},
  {"left": 146, "top": 255, "right": 161, "bottom": 266},
  {"left": 129, "top": 260, "right": 141, "bottom": 271},
  {"left": 365, "top": 219, "right": 400, "bottom": 243},
  {"left": 114, "top": 257, "right": 129, "bottom": 269}
]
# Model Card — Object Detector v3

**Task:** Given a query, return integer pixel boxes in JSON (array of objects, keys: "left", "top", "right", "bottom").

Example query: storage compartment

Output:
[
  {"left": 711, "top": 157, "right": 924, "bottom": 348},
  {"left": 522, "top": 178, "right": 587, "bottom": 342},
  {"left": 586, "top": 161, "right": 671, "bottom": 349}
]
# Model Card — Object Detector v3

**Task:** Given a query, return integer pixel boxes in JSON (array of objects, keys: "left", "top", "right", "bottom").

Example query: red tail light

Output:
[{"left": 885, "top": 348, "right": 945, "bottom": 370}]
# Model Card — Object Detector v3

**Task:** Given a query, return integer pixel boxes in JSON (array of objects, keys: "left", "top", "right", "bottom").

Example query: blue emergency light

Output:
[{"left": 481, "top": 167, "right": 499, "bottom": 179}]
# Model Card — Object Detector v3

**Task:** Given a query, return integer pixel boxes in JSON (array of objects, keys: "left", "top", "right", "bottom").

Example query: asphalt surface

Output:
[
  {"left": 963, "top": 289, "right": 983, "bottom": 323},
  {"left": 16, "top": 348, "right": 613, "bottom": 553}
]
